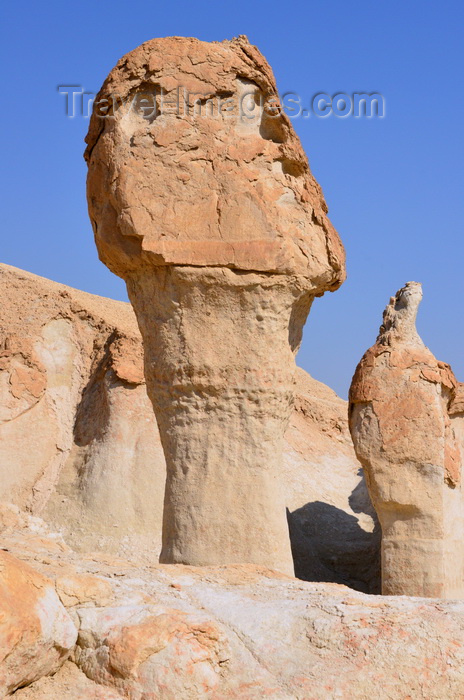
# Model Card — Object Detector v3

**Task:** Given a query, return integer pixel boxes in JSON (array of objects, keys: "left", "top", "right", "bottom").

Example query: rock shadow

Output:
[{"left": 287, "top": 472, "right": 381, "bottom": 594}]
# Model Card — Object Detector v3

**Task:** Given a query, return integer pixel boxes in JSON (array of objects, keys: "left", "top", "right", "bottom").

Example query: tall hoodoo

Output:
[
  {"left": 349, "top": 282, "right": 464, "bottom": 597},
  {"left": 85, "top": 36, "right": 345, "bottom": 574}
]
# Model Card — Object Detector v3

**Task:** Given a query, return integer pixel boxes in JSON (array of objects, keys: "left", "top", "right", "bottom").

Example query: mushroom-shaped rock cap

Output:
[{"left": 85, "top": 36, "right": 345, "bottom": 291}]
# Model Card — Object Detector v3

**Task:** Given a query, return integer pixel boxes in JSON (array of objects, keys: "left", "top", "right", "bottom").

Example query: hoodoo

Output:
[
  {"left": 85, "top": 36, "right": 345, "bottom": 574},
  {"left": 349, "top": 282, "right": 464, "bottom": 597}
]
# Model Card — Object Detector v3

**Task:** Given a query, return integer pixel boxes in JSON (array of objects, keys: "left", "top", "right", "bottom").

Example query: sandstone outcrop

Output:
[
  {"left": 0, "top": 263, "right": 378, "bottom": 591},
  {"left": 85, "top": 36, "right": 346, "bottom": 574},
  {"left": 0, "top": 548, "right": 77, "bottom": 696},
  {"left": 1, "top": 517, "right": 463, "bottom": 699},
  {"left": 349, "top": 282, "right": 464, "bottom": 597},
  {"left": 0, "top": 262, "right": 165, "bottom": 561}
]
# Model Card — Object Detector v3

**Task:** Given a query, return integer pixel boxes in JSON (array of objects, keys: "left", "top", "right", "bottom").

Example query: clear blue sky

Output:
[{"left": 1, "top": 1, "right": 463, "bottom": 397}]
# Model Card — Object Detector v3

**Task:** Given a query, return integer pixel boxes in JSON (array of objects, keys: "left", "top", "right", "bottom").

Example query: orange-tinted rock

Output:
[
  {"left": 76, "top": 605, "right": 233, "bottom": 698},
  {"left": 12, "top": 661, "right": 124, "bottom": 700},
  {"left": 85, "top": 36, "right": 345, "bottom": 285},
  {"left": 349, "top": 282, "right": 464, "bottom": 597},
  {"left": 0, "top": 551, "right": 77, "bottom": 695},
  {"left": 0, "top": 263, "right": 165, "bottom": 562},
  {"left": 2, "top": 522, "right": 462, "bottom": 700},
  {"left": 55, "top": 573, "right": 113, "bottom": 607},
  {"left": 85, "top": 36, "right": 346, "bottom": 574}
]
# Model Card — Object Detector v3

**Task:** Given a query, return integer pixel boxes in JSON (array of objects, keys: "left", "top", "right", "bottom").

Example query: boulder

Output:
[{"left": 0, "top": 550, "right": 77, "bottom": 696}]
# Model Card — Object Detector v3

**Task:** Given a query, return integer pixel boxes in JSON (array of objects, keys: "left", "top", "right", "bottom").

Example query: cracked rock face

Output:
[
  {"left": 3, "top": 520, "right": 464, "bottom": 700},
  {"left": 85, "top": 36, "right": 345, "bottom": 574},
  {"left": 349, "top": 282, "right": 464, "bottom": 597},
  {"left": 0, "top": 550, "right": 77, "bottom": 696}
]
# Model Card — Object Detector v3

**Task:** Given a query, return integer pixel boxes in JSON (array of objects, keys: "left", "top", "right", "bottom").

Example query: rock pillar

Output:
[{"left": 85, "top": 36, "right": 345, "bottom": 573}]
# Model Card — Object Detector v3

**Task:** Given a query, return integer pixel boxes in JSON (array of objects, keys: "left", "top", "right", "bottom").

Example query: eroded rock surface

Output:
[
  {"left": 85, "top": 35, "right": 346, "bottom": 574},
  {"left": 1, "top": 518, "right": 462, "bottom": 699},
  {"left": 13, "top": 662, "right": 124, "bottom": 700},
  {"left": 0, "top": 263, "right": 165, "bottom": 561},
  {"left": 349, "top": 282, "right": 464, "bottom": 597},
  {"left": 0, "top": 263, "right": 378, "bottom": 591},
  {"left": 0, "top": 548, "right": 77, "bottom": 696}
]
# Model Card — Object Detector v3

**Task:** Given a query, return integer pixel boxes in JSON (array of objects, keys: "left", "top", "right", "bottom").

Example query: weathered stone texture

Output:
[
  {"left": 287, "top": 369, "right": 380, "bottom": 593},
  {"left": 85, "top": 36, "right": 346, "bottom": 574},
  {"left": 1, "top": 520, "right": 463, "bottom": 699},
  {"left": 0, "top": 549, "right": 77, "bottom": 696},
  {"left": 349, "top": 282, "right": 464, "bottom": 597},
  {"left": 84, "top": 37, "right": 345, "bottom": 282},
  {"left": 0, "top": 263, "right": 165, "bottom": 561},
  {"left": 0, "top": 263, "right": 377, "bottom": 590}
]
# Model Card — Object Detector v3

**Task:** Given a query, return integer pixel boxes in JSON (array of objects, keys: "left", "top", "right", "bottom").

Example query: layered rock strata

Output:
[
  {"left": 85, "top": 36, "right": 346, "bottom": 574},
  {"left": 349, "top": 282, "right": 464, "bottom": 597}
]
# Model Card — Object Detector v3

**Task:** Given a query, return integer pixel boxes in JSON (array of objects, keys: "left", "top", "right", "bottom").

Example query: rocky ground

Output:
[{"left": 1, "top": 506, "right": 463, "bottom": 699}]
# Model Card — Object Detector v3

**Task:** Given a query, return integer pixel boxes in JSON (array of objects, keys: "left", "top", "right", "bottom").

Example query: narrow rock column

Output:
[
  {"left": 349, "top": 282, "right": 464, "bottom": 597},
  {"left": 85, "top": 36, "right": 345, "bottom": 573},
  {"left": 126, "top": 267, "right": 312, "bottom": 571}
]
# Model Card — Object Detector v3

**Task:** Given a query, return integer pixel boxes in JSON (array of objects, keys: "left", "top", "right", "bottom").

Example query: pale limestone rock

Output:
[
  {"left": 55, "top": 572, "right": 113, "bottom": 607},
  {"left": 349, "top": 282, "right": 464, "bottom": 597},
  {"left": 85, "top": 36, "right": 346, "bottom": 574},
  {"left": 0, "top": 263, "right": 377, "bottom": 590},
  {"left": 0, "top": 263, "right": 165, "bottom": 562},
  {"left": 1, "top": 522, "right": 463, "bottom": 700},
  {"left": 12, "top": 661, "right": 124, "bottom": 700},
  {"left": 0, "top": 550, "right": 77, "bottom": 696}
]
